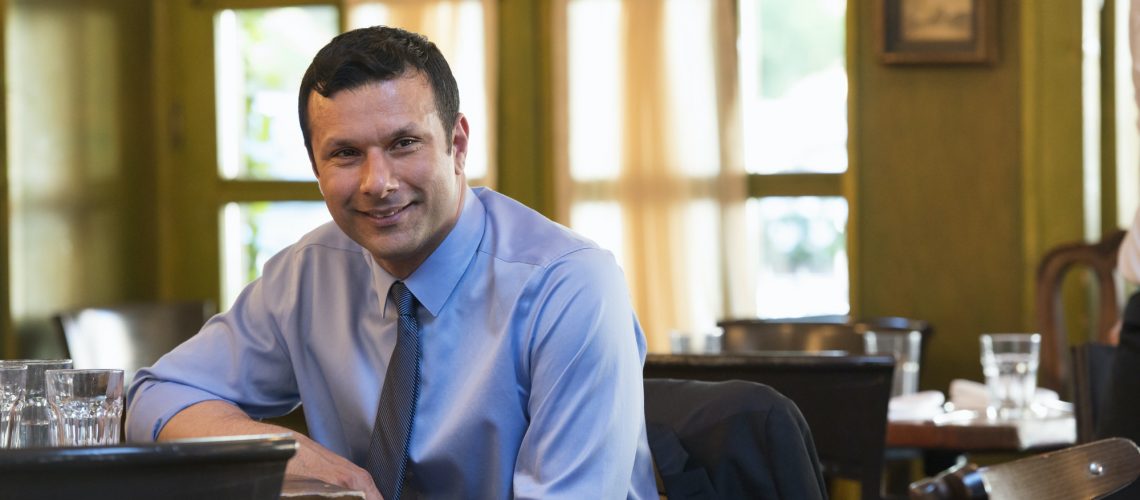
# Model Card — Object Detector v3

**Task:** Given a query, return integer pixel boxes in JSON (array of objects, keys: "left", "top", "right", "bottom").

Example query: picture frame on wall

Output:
[{"left": 878, "top": 0, "right": 997, "bottom": 64}]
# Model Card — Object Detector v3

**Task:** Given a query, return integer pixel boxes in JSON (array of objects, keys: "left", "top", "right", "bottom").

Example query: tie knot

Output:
[{"left": 391, "top": 281, "right": 416, "bottom": 317}]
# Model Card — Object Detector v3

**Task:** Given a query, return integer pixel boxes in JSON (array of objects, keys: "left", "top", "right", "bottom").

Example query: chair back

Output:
[
  {"left": 645, "top": 353, "right": 895, "bottom": 500},
  {"left": 54, "top": 300, "right": 216, "bottom": 384},
  {"left": 1035, "top": 230, "right": 1126, "bottom": 395},
  {"left": 719, "top": 317, "right": 864, "bottom": 354},
  {"left": 909, "top": 437, "right": 1140, "bottom": 500},
  {"left": 1071, "top": 342, "right": 1116, "bottom": 444},
  {"left": 643, "top": 378, "right": 826, "bottom": 499},
  {"left": 0, "top": 435, "right": 296, "bottom": 500},
  {"left": 719, "top": 316, "right": 932, "bottom": 396}
]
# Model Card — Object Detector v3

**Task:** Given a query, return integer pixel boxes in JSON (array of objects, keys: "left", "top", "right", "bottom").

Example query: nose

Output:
[{"left": 360, "top": 150, "right": 398, "bottom": 197}]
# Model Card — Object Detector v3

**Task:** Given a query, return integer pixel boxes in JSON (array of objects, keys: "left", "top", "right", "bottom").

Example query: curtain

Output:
[{"left": 554, "top": 0, "right": 750, "bottom": 352}]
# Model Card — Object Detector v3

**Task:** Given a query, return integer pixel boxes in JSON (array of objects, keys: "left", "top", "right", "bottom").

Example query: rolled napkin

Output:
[
  {"left": 888, "top": 390, "right": 946, "bottom": 421},
  {"left": 948, "top": 378, "right": 1060, "bottom": 412}
]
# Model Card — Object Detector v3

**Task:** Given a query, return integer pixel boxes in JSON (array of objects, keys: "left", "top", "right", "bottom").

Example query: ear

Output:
[{"left": 451, "top": 113, "right": 470, "bottom": 175}]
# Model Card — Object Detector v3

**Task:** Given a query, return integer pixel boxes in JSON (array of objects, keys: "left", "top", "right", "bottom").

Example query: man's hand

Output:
[
  {"left": 159, "top": 400, "right": 383, "bottom": 500},
  {"left": 285, "top": 432, "right": 383, "bottom": 499}
]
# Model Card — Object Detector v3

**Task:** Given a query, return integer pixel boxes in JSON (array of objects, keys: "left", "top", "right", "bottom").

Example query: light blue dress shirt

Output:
[{"left": 126, "top": 187, "right": 657, "bottom": 499}]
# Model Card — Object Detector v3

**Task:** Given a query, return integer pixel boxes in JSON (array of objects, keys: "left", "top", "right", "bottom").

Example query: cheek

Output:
[{"left": 316, "top": 173, "right": 354, "bottom": 200}]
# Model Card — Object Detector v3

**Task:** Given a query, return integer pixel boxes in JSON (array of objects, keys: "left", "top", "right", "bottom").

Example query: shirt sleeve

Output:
[
  {"left": 511, "top": 248, "right": 655, "bottom": 499},
  {"left": 124, "top": 270, "right": 301, "bottom": 442}
]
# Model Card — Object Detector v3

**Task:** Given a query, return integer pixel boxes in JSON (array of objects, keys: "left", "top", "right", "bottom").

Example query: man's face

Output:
[{"left": 307, "top": 71, "right": 469, "bottom": 278}]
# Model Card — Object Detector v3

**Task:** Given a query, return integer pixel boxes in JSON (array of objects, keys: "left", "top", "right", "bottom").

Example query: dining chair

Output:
[
  {"left": 0, "top": 434, "right": 297, "bottom": 499},
  {"left": 53, "top": 300, "right": 217, "bottom": 385},
  {"left": 1035, "top": 230, "right": 1126, "bottom": 396},
  {"left": 645, "top": 352, "right": 895, "bottom": 500},
  {"left": 718, "top": 315, "right": 933, "bottom": 394},
  {"left": 1095, "top": 289, "right": 1140, "bottom": 500},
  {"left": 644, "top": 377, "right": 827, "bottom": 499},
  {"left": 1071, "top": 342, "right": 1116, "bottom": 444},
  {"left": 908, "top": 437, "right": 1140, "bottom": 500}
]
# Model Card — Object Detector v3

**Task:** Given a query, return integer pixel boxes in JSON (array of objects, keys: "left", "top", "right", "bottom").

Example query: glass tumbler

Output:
[
  {"left": 10, "top": 359, "right": 73, "bottom": 448},
  {"left": 980, "top": 333, "right": 1041, "bottom": 419},
  {"left": 0, "top": 361, "right": 28, "bottom": 448},
  {"left": 864, "top": 330, "right": 923, "bottom": 397},
  {"left": 45, "top": 369, "right": 125, "bottom": 446}
]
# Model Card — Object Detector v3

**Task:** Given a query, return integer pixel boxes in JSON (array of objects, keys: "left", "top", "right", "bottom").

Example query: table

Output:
[
  {"left": 281, "top": 475, "right": 366, "bottom": 499},
  {"left": 887, "top": 413, "right": 1077, "bottom": 451}
]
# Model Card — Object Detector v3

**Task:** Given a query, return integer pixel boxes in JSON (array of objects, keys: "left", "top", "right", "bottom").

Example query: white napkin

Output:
[
  {"left": 888, "top": 390, "right": 946, "bottom": 421},
  {"left": 948, "top": 378, "right": 1060, "bottom": 412}
]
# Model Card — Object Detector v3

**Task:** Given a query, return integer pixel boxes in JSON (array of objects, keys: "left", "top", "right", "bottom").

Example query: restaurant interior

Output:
[{"left": 2, "top": 0, "right": 1140, "bottom": 499}]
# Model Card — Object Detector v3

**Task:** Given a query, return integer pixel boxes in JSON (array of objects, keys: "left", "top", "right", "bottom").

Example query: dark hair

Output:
[{"left": 298, "top": 26, "right": 460, "bottom": 162}]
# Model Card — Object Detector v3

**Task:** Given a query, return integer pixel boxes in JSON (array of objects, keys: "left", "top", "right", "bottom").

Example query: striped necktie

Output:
[{"left": 365, "top": 281, "right": 422, "bottom": 500}]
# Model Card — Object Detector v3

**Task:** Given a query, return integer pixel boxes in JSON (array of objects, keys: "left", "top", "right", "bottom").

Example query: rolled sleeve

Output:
[
  {"left": 124, "top": 265, "right": 302, "bottom": 443},
  {"left": 125, "top": 378, "right": 225, "bottom": 441}
]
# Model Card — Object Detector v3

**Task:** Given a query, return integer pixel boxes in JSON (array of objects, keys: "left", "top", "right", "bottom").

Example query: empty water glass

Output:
[
  {"left": 10, "top": 359, "right": 72, "bottom": 448},
  {"left": 864, "top": 330, "right": 923, "bottom": 397},
  {"left": 0, "top": 362, "right": 28, "bottom": 448},
  {"left": 45, "top": 369, "right": 124, "bottom": 446},
  {"left": 980, "top": 333, "right": 1041, "bottom": 419}
]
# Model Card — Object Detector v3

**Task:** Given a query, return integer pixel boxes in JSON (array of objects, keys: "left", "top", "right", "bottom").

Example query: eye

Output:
[
  {"left": 393, "top": 138, "right": 419, "bottom": 150},
  {"left": 330, "top": 148, "right": 360, "bottom": 159}
]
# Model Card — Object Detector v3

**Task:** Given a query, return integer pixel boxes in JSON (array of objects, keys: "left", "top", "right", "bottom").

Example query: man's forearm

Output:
[
  {"left": 160, "top": 400, "right": 383, "bottom": 499},
  {"left": 157, "top": 400, "right": 291, "bottom": 441}
]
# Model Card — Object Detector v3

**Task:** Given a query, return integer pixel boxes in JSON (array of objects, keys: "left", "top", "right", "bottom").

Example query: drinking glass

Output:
[
  {"left": 45, "top": 369, "right": 124, "bottom": 446},
  {"left": 10, "top": 359, "right": 72, "bottom": 448},
  {"left": 979, "top": 333, "right": 1041, "bottom": 419},
  {"left": 0, "top": 362, "right": 28, "bottom": 448},
  {"left": 864, "top": 329, "right": 922, "bottom": 397}
]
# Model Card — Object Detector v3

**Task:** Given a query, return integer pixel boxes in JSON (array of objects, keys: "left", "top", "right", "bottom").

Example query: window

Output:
[
  {"left": 205, "top": 1, "right": 493, "bottom": 307},
  {"left": 558, "top": 0, "right": 849, "bottom": 345}
]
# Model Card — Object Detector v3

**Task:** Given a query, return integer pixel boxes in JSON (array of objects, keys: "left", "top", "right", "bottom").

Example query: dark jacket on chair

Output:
[
  {"left": 1097, "top": 290, "right": 1140, "bottom": 499},
  {"left": 644, "top": 378, "right": 827, "bottom": 499}
]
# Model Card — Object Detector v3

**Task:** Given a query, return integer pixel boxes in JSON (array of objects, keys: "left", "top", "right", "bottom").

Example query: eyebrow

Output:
[
  {"left": 385, "top": 124, "right": 426, "bottom": 141},
  {"left": 320, "top": 123, "right": 427, "bottom": 149}
]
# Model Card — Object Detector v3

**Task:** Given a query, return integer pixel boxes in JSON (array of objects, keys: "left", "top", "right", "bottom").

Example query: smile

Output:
[{"left": 359, "top": 204, "right": 411, "bottom": 226}]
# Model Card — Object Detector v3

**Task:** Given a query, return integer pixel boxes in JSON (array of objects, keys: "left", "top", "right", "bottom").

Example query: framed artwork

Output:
[{"left": 878, "top": 0, "right": 997, "bottom": 64}]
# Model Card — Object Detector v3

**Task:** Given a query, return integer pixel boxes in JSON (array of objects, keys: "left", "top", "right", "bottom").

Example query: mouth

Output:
[{"left": 358, "top": 203, "right": 412, "bottom": 226}]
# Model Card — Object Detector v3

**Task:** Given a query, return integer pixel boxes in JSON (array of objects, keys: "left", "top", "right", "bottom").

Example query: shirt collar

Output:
[{"left": 367, "top": 187, "right": 485, "bottom": 319}]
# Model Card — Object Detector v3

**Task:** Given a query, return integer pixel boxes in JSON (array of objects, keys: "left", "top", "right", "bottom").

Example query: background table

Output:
[{"left": 887, "top": 413, "right": 1076, "bottom": 451}]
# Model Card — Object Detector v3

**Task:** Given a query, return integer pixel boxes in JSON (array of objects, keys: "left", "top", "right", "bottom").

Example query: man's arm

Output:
[
  {"left": 160, "top": 400, "right": 383, "bottom": 500},
  {"left": 512, "top": 248, "right": 655, "bottom": 499}
]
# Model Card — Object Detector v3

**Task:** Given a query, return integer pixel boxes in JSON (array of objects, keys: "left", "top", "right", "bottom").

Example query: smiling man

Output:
[{"left": 125, "top": 26, "right": 656, "bottom": 500}]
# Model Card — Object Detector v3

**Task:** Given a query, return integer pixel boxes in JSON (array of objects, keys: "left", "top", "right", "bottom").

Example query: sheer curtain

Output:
[{"left": 554, "top": 0, "right": 750, "bottom": 352}]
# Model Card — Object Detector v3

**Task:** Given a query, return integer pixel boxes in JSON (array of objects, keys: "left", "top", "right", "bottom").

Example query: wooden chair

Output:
[
  {"left": 53, "top": 300, "right": 217, "bottom": 385},
  {"left": 1071, "top": 342, "right": 1117, "bottom": 444},
  {"left": 909, "top": 437, "right": 1140, "bottom": 500},
  {"left": 645, "top": 353, "right": 895, "bottom": 500},
  {"left": 1035, "top": 230, "right": 1126, "bottom": 396}
]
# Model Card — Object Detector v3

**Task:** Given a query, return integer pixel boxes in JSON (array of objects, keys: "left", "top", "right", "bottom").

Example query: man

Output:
[{"left": 127, "top": 26, "right": 656, "bottom": 499}]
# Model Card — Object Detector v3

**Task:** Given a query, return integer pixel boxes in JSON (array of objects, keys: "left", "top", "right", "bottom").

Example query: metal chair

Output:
[
  {"left": 53, "top": 300, "right": 216, "bottom": 385},
  {"left": 718, "top": 315, "right": 933, "bottom": 395}
]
